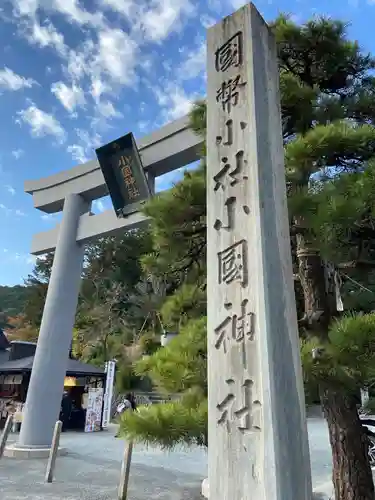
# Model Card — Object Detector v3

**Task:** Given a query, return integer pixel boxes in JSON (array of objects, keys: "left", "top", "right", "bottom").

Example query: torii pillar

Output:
[{"left": 17, "top": 194, "right": 89, "bottom": 449}]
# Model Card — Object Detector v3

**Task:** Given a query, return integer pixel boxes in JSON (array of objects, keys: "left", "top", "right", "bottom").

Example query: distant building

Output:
[{"left": 0, "top": 335, "right": 105, "bottom": 431}]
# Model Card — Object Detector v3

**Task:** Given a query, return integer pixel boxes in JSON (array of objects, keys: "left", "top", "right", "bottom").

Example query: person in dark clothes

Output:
[
  {"left": 114, "top": 393, "right": 136, "bottom": 438},
  {"left": 130, "top": 392, "right": 137, "bottom": 411},
  {"left": 60, "top": 391, "right": 72, "bottom": 432}
]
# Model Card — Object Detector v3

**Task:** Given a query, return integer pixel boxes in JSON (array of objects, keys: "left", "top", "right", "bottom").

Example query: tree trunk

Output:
[
  {"left": 321, "top": 388, "right": 374, "bottom": 500},
  {"left": 296, "top": 228, "right": 374, "bottom": 500},
  {"left": 297, "top": 246, "right": 330, "bottom": 332}
]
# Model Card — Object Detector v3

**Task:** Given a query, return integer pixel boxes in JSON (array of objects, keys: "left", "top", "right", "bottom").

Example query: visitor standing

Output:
[
  {"left": 114, "top": 393, "right": 135, "bottom": 438},
  {"left": 60, "top": 391, "right": 72, "bottom": 432}
]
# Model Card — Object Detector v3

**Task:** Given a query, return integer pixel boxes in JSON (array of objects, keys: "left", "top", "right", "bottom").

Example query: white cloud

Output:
[
  {"left": 96, "top": 100, "right": 122, "bottom": 119},
  {"left": 41, "top": 213, "right": 56, "bottom": 222},
  {"left": 166, "top": 89, "right": 193, "bottom": 120},
  {"left": 6, "top": 185, "right": 16, "bottom": 195},
  {"left": 102, "top": 0, "right": 195, "bottom": 42},
  {"left": 6, "top": 0, "right": 201, "bottom": 165},
  {"left": 67, "top": 144, "right": 88, "bottom": 163},
  {"left": 200, "top": 14, "right": 217, "bottom": 28},
  {"left": 0, "top": 203, "right": 26, "bottom": 217},
  {"left": 152, "top": 84, "right": 169, "bottom": 107},
  {"left": 28, "top": 20, "right": 67, "bottom": 56},
  {"left": 52, "top": 0, "right": 104, "bottom": 27},
  {"left": 95, "top": 28, "right": 138, "bottom": 85},
  {"left": 179, "top": 41, "right": 206, "bottom": 80},
  {"left": 8, "top": 0, "right": 196, "bottom": 127},
  {"left": 67, "top": 128, "right": 102, "bottom": 164},
  {"left": 93, "top": 199, "right": 106, "bottom": 213},
  {"left": 13, "top": 252, "right": 36, "bottom": 265},
  {"left": 62, "top": 29, "right": 139, "bottom": 104},
  {"left": 0, "top": 67, "right": 36, "bottom": 91},
  {"left": 17, "top": 104, "right": 66, "bottom": 142},
  {"left": 65, "top": 40, "right": 95, "bottom": 81},
  {"left": 12, "top": 0, "right": 104, "bottom": 27},
  {"left": 12, "top": 149, "right": 24, "bottom": 159},
  {"left": 91, "top": 78, "right": 109, "bottom": 101},
  {"left": 102, "top": 0, "right": 135, "bottom": 17},
  {"left": 138, "top": 120, "right": 151, "bottom": 133},
  {"left": 27, "top": 254, "right": 37, "bottom": 265},
  {"left": 12, "top": 0, "right": 39, "bottom": 16},
  {"left": 51, "top": 81, "right": 86, "bottom": 113},
  {"left": 76, "top": 129, "right": 102, "bottom": 150},
  {"left": 152, "top": 82, "right": 196, "bottom": 122},
  {"left": 136, "top": 0, "right": 196, "bottom": 42},
  {"left": 139, "top": 56, "right": 153, "bottom": 73}
]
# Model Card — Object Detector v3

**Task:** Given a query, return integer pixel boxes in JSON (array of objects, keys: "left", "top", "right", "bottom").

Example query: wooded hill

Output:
[{"left": 0, "top": 285, "right": 30, "bottom": 316}]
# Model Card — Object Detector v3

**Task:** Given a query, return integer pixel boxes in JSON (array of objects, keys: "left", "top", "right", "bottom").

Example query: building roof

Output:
[
  {"left": 0, "top": 340, "right": 104, "bottom": 377},
  {"left": 0, "top": 329, "right": 10, "bottom": 350},
  {"left": 0, "top": 355, "right": 104, "bottom": 376},
  {"left": 0, "top": 349, "right": 9, "bottom": 366}
]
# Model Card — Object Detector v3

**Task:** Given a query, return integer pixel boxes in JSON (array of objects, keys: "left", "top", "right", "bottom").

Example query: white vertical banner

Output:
[{"left": 102, "top": 360, "right": 116, "bottom": 428}]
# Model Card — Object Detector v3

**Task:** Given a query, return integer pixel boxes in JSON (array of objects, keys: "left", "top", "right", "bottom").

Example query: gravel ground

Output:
[{"left": 0, "top": 418, "right": 334, "bottom": 499}]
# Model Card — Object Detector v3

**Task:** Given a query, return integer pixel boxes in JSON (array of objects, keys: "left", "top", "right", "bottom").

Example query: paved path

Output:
[{"left": 1, "top": 418, "right": 333, "bottom": 499}]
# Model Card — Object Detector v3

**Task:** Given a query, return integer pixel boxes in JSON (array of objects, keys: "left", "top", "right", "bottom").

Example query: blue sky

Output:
[{"left": 0, "top": 0, "right": 374, "bottom": 286}]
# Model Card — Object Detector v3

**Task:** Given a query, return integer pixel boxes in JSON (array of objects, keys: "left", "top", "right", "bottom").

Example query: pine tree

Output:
[
  {"left": 275, "top": 16, "right": 375, "bottom": 499},
  {"left": 120, "top": 15, "right": 375, "bottom": 500},
  {"left": 119, "top": 161, "right": 208, "bottom": 447}
]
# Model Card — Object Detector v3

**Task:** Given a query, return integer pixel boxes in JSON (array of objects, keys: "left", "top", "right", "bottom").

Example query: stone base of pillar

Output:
[
  {"left": 201, "top": 478, "right": 209, "bottom": 498},
  {"left": 4, "top": 444, "right": 68, "bottom": 459}
]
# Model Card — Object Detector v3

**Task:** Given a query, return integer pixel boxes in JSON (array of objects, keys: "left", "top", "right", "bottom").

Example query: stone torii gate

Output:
[{"left": 14, "top": 115, "right": 203, "bottom": 453}]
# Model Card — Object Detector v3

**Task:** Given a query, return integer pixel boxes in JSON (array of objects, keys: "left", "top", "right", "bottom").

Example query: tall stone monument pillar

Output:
[
  {"left": 206, "top": 4, "right": 312, "bottom": 499},
  {"left": 18, "top": 193, "right": 89, "bottom": 449}
]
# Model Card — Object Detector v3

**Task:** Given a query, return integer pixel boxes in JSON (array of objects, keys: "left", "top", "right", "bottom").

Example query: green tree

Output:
[
  {"left": 24, "top": 230, "right": 153, "bottom": 349},
  {"left": 0, "top": 311, "right": 13, "bottom": 330},
  {"left": 0, "top": 285, "right": 30, "bottom": 316},
  {"left": 120, "top": 161, "right": 207, "bottom": 446},
  {"left": 75, "top": 283, "right": 128, "bottom": 363},
  {"left": 23, "top": 253, "right": 54, "bottom": 327},
  {"left": 121, "top": 15, "right": 375, "bottom": 500},
  {"left": 276, "top": 17, "right": 375, "bottom": 499},
  {"left": 121, "top": 317, "right": 208, "bottom": 448},
  {"left": 81, "top": 230, "right": 152, "bottom": 298}
]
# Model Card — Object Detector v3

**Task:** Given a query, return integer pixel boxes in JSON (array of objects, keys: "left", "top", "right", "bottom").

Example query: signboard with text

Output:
[
  {"left": 84, "top": 387, "right": 104, "bottom": 433},
  {"left": 96, "top": 133, "right": 151, "bottom": 218}
]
